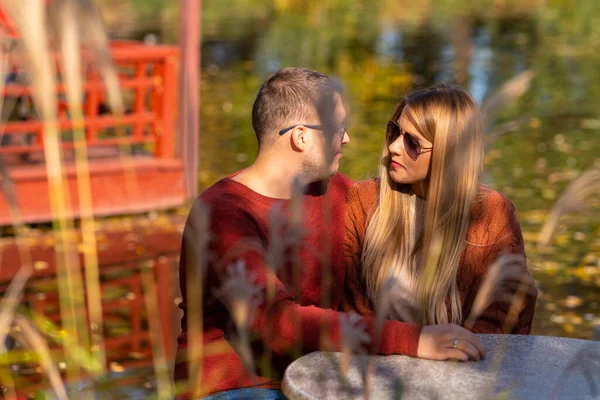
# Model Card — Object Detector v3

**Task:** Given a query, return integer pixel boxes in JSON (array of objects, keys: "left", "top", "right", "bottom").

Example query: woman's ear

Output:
[{"left": 290, "top": 126, "right": 307, "bottom": 152}]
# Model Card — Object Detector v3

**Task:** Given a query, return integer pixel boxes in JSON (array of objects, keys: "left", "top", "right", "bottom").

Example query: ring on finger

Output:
[{"left": 452, "top": 339, "right": 459, "bottom": 349}]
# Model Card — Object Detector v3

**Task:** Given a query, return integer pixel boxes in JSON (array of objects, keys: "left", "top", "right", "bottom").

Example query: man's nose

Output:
[{"left": 342, "top": 131, "right": 350, "bottom": 145}]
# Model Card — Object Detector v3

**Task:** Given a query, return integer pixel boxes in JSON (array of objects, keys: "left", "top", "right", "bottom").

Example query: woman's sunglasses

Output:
[{"left": 386, "top": 120, "right": 432, "bottom": 160}]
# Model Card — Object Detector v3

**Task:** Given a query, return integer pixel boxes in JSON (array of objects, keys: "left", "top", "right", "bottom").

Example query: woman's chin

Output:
[{"left": 388, "top": 169, "right": 410, "bottom": 185}]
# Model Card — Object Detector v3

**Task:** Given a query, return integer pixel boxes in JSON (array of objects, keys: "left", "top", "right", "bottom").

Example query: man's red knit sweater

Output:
[{"left": 174, "top": 172, "right": 423, "bottom": 397}]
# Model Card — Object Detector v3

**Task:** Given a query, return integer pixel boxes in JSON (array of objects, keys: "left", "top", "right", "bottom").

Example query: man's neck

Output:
[{"left": 231, "top": 154, "right": 304, "bottom": 199}]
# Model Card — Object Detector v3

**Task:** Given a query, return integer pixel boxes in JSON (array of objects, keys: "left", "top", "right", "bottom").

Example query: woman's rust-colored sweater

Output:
[{"left": 342, "top": 179, "right": 537, "bottom": 334}]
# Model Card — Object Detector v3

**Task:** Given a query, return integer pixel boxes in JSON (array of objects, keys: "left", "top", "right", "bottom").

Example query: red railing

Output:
[{"left": 0, "top": 41, "right": 179, "bottom": 160}]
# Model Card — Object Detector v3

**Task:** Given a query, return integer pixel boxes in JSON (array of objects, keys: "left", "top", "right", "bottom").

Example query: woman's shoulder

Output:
[
  {"left": 471, "top": 186, "right": 516, "bottom": 219},
  {"left": 468, "top": 186, "right": 520, "bottom": 243},
  {"left": 347, "top": 179, "right": 379, "bottom": 210}
]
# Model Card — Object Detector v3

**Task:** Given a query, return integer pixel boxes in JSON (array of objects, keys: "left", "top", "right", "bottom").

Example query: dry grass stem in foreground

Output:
[
  {"left": 13, "top": 315, "right": 68, "bottom": 400},
  {"left": 80, "top": 0, "right": 143, "bottom": 241},
  {"left": 464, "top": 253, "right": 534, "bottom": 330},
  {"left": 213, "top": 260, "right": 264, "bottom": 379},
  {"left": 0, "top": 266, "right": 32, "bottom": 350},
  {"left": 485, "top": 115, "right": 532, "bottom": 148},
  {"left": 50, "top": 0, "right": 106, "bottom": 371},
  {"left": 339, "top": 311, "right": 371, "bottom": 399},
  {"left": 78, "top": 0, "right": 142, "bottom": 214},
  {"left": 375, "top": 276, "right": 418, "bottom": 324},
  {"left": 1, "top": 0, "right": 89, "bottom": 386},
  {"left": 451, "top": 70, "right": 535, "bottom": 178},
  {"left": 480, "top": 70, "right": 535, "bottom": 121},
  {"left": 339, "top": 311, "right": 370, "bottom": 375},
  {"left": 184, "top": 203, "right": 212, "bottom": 398},
  {"left": 552, "top": 345, "right": 600, "bottom": 399},
  {"left": 0, "top": 30, "right": 34, "bottom": 353},
  {"left": 141, "top": 262, "right": 175, "bottom": 400},
  {"left": 78, "top": 0, "right": 123, "bottom": 116},
  {"left": 537, "top": 166, "right": 600, "bottom": 247}
]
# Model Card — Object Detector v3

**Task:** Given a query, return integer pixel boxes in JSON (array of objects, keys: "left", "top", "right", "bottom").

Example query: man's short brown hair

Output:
[{"left": 251, "top": 67, "right": 342, "bottom": 148}]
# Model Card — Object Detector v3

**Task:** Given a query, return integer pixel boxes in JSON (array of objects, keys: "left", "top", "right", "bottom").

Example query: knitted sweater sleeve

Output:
[
  {"left": 465, "top": 192, "right": 538, "bottom": 334},
  {"left": 204, "top": 201, "right": 423, "bottom": 358}
]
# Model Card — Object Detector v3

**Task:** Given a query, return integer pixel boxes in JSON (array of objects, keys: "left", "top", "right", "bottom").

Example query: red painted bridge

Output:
[{"left": 0, "top": 41, "right": 186, "bottom": 224}]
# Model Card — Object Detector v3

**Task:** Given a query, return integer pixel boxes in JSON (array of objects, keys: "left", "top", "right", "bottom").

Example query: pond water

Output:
[{"left": 194, "top": 1, "right": 600, "bottom": 339}]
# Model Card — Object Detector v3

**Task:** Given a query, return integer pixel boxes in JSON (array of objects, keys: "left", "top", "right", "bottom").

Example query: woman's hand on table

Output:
[{"left": 417, "top": 324, "right": 486, "bottom": 361}]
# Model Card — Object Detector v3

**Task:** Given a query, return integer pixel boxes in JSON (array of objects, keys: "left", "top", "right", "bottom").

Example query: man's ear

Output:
[{"left": 290, "top": 126, "right": 308, "bottom": 152}]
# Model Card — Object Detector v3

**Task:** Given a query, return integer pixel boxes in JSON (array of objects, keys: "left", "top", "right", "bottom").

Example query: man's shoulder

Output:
[
  {"left": 193, "top": 177, "right": 256, "bottom": 217},
  {"left": 322, "top": 172, "right": 354, "bottom": 200}
]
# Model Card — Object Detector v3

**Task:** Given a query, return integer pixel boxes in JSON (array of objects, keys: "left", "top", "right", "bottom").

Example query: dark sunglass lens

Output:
[
  {"left": 403, "top": 133, "right": 420, "bottom": 159},
  {"left": 387, "top": 122, "right": 400, "bottom": 143}
]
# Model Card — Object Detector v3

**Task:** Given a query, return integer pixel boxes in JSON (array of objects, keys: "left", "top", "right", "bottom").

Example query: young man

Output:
[{"left": 175, "top": 68, "right": 485, "bottom": 399}]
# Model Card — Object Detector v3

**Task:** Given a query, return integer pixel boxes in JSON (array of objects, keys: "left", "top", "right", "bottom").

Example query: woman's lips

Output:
[{"left": 391, "top": 160, "right": 404, "bottom": 169}]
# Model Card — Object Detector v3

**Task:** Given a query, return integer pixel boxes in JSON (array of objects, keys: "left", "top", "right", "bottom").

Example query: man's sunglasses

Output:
[
  {"left": 386, "top": 120, "right": 432, "bottom": 160},
  {"left": 279, "top": 123, "right": 347, "bottom": 140}
]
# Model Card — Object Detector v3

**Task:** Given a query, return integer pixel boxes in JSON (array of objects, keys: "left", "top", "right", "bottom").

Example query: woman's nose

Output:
[{"left": 388, "top": 136, "right": 404, "bottom": 156}]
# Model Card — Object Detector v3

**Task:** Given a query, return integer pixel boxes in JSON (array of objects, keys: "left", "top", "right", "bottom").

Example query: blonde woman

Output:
[{"left": 343, "top": 85, "right": 537, "bottom": 360}]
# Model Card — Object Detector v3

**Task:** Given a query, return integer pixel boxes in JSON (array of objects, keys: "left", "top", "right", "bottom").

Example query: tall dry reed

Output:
[
  {"left": 1, "top": 0, "right": 89, "bottom": 390},
  {"left": 49, "top": 0, "right": 106, "bottom": 373},
  {"left": 183, "top": 202, "right": 212, "bottom": 398},
  {"left": 537, "top": 166, "right": 600, "bottom": 247}
]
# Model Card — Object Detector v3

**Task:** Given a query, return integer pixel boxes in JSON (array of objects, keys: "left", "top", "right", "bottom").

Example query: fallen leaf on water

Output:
[
  {"left": 129, "top": 352, "right": 144, "bottom": 360},
  {"left": 550, "top": 314, "right": 565, "bottom": 324},
  {"left": 109, "top": 362, "right": 124, "bottom": 373},
  {"left": 541, "top": 261, "right": 561, "bottom": 272},
  {"left": 564, "top": 296, "right": 583, "bottom": 308},
  {"left": 33, "top": 261, "right": 48, "bottom": 271}
]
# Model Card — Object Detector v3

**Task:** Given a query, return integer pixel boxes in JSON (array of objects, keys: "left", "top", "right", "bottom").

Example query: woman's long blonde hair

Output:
[{"left": 361, "top": 85, "right": 484, "bottom": 325}]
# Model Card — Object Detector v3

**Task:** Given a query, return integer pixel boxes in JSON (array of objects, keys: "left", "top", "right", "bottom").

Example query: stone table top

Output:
[{"left": 282, "top": 335, "right": 600, "bottom": 400}]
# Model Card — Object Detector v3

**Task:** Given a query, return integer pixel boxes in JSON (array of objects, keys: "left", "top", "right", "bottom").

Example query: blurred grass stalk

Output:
[
  {"left": 75, "top": 3, "right": 185, "bottom": 396},
  {"left": 0, "top": 0, "right": 143, "bottom": 394},
  {"left": 186, "top": 204, "right": 211, "bottom": 398},
  {"left": 13, "top": 315, "right": 68, "bottom": 400},
  {"left": 1, "top": 0, "right": 90, "bottom": 392},
  {"left": 537, "top": 166, "right": 600, "bottom": 247},
  {"left": 50, "top": 0, "right": 106, "bottom": 374},
  {"left": 141, "top": 261, "right": 174, "bottom": 400},
  {"left": 77, "top": 0, "right": 143, "bottom": 226},
  {"left": 463, "top": 253, "right": 529, "bottom": 330},
  {"left": 0, "top": 30, "right": 34, "bottom": 400}
]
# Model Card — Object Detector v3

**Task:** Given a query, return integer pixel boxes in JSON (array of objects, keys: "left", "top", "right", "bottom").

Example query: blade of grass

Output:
[
  {"left": 1, "top": 0, "right": 89, "bottom": 388},
  {"left": 50, "top": 0, "right": 106, "bottom": 373},
  {"left": 463, "top": 253, "right": 530, "bottom": 330},
  {"left": 537, "top": 166, "right": 600, "bottom": 247},
  {"left": 13, "top": 315, "right": 68, "bottom": 400},
  {"left": 78, "top": 0, "right": 143, "bottom": 226},
  {"left": 0, "top": 28, "right": 36, "bottom": 400},
  {"left": 184, "top": 203, "right": 211, "bottom": 398},
  {"left": 140, "top": 261, "right": 174, "bottom": 400}
]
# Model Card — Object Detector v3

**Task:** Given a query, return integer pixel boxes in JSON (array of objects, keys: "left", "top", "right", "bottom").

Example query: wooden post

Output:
[{"left": 178, "top": 0, "right": 200, "bottom": 200}]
